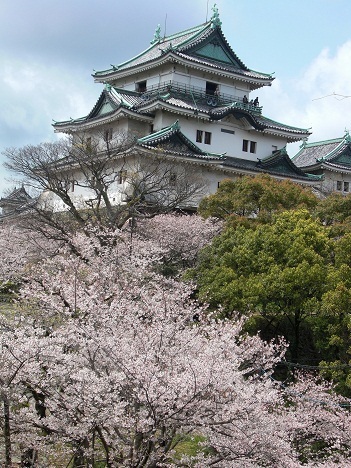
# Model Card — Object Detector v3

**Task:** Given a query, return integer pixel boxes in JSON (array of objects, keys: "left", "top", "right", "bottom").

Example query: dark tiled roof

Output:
[
  {"left": 137, "top": 121, "right": 224, "bottom": 160},
  {"left": 53, "top": 86, "right": 310, "bottom": 142},
  {"left": 136, "top": 122, "right": 318, "bottom": 182},
  {"left": 223, "top": 148, "right": 319, "bottom": 181},
  {"left": 292, "top": 133, "right": 351, "bottom": 168},
  {"left": 93, "top": 20, "right": 272, "bottom": 83},
  {"left": 209, "top": 104, "right": 310, "bottom": 139}
]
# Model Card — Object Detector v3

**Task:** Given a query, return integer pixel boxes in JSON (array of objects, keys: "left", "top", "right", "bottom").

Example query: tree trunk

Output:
[
  {"left": 2, "top": 393, "right": 12, "bottom": 468},
  {"left": 21, "top": 448, "right": 37, "bottom": 467},
  {"left": 292, "top": 311, "right": 301, "bottom": 362}
]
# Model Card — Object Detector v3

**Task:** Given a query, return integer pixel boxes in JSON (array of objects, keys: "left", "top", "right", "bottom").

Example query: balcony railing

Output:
[{"left": 137, "top": 80, "right": 262, "bottom": 114}]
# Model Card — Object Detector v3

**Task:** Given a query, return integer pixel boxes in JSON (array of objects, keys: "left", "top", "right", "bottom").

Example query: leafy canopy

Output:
[{"left": 198, "top": 174, "right": 317, "bottom": 222}]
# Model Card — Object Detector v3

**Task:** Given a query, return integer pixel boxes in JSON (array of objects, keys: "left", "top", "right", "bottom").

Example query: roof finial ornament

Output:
[
  {"left": 299, "top": 138, "right": 308, "bottom": 149},
  {"left": 345, "top": 128, "right": 351, "bottom": 143},
  {"left": 210, "top": 3, "right": 222, "bottom": 29},
  {"left": 150, "top": 24, "right": 161, "bottom": 44}
]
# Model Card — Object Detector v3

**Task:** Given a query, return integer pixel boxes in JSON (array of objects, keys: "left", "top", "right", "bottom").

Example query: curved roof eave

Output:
[
  {"left": 93, "top": 52, "right": 273, "bottom": 88},
  {"left": 264, "top": 129, "right": 311, "bottom": 143},
  {"left": 136, "top": 98, "right": 208, "bottom": 118},
  {"left": 53, "top": 108, "right": 153, "bottom": 133}
]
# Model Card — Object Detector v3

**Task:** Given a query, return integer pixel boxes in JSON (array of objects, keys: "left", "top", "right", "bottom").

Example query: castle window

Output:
[
  {"left": 169, "top": 173, "right": 177, "bottom": 186},
  {"left": 206, "top": 81, "right": 218, "bottom": 96},
  {"left": 85, "top": 137, "right": 92, "bottom": 152},
  {"left": 344, "top": 182, "right": 349, "bottom": 192},
  {"left": 221, "top": 128, "right": 235, "bottom": 135},
  {"left": 243, "top": 139, "right": 257, "bottom": 153},
  {"left": 104, "top": 128, "right": 113, "bottom": 142},
  {"left": 250, "top": 141, "right": 257, "bottom": 154},
  {"left": 196, "top": 130, "right": 203, "bottom": 143},
  {"left": 136, "top": 80, "right": 147, "bottom": 92},
  {"left": 272, "top": 145, "right": 278, "bottom": 153},
  {"left": 118, "top": 170, "right": 127, "bottom": 184},
  {"left": 204, "top": 131, "right": 212, "bottom": 145}
]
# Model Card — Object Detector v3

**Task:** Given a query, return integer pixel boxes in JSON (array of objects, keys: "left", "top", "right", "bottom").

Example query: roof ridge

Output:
[
  {"left": 303, "top": 136, "right": 344, "bottom": 147},
  {"left": 261, "top": 115, "right": 311, "bottom": 133},
  {"left": 162, "top": 22, "right": 210, "bottom": 44},
  {"left": 94, "top": 22, "right": 210, "bottom": 76}
]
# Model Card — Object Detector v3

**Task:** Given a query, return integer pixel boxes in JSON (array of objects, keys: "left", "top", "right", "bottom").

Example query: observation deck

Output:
[{"left": 136, "top": 81, "right": 263, "bottom": 115}]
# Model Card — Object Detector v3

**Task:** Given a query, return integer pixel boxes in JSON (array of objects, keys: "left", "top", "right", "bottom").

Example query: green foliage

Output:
[
  {"left": 172, "top": 434, "right": 210, "bottom": 463},
  {"left": 314, "top": 192, "right": 351, "bottom": 236},
  {"left": 196, "top": 180, "right": 351, "bottom": 392},
  {"left": 192, "top": 210, "right": 331, "bottom": 361},
  {"left": 199, "top": 174, "right": 317, "bottom": 222},
  {"left": 310, "top": 235, "right": 351, "bottom": 395}
]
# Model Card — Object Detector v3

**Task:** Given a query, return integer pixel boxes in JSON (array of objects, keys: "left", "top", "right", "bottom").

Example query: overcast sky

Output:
[{"left": 1, "top": 0, "right": 351, "bottom": 192}]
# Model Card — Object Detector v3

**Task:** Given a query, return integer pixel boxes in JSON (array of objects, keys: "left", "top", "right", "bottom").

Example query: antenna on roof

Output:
[
  {"left": 206, "top": 0, "right": 210, "bottom": 22},
  {"left": 164, "top": 13, "right": 167, "bottom": 38}
]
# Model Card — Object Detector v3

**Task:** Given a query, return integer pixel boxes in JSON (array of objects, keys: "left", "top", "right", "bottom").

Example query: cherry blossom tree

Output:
[
  {"left": 0, "top": 224, "right": 349, "bottom": 467},
  {"left": 135, "top": 214, "right": 222, "bottom": 274}
]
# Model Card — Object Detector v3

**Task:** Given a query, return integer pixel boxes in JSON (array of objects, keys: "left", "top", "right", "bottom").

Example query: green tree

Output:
[
  {"left": 314, "top": 192, "right": 351, "bottom": 236},
  {"left": 312, "top": 233, "right": 351, "bottom": 395},
  {"left": 198, "top": 174, "right": 317, "bottom": 222},
  {"left": 192, "top": 210, "right": 332, "bottom": 362}
]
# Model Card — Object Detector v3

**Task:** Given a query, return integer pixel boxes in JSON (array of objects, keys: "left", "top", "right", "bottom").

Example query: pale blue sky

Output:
[{"left": 1, "top": 0, "right": 350, "bottom": 191}]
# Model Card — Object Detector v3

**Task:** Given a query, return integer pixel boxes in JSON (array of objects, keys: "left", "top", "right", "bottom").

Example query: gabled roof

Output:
[
  {"left": 93, "top": 8, "right": 273, "bottom": 87},
  {"left": 53, "top": 86, "right": 153, "bottom": 132},
  {"left": 223, "top": 147, "right": 320, "bottom": 181},
  {"left": 0, "top": 186, "right": 33, "bottom": 217},
  {"left": 209, "top": 104, "right": 311, "bottom": 142},
  {"left": 136, "top": 120, "right": 224, "bottom": 161},
  {"left": 135, "top": 121, "right": 318, "bottom": 183},
  {"left": 53, "top": 85, "right": 309, "bottom": 142},
  {"left": 0, "top": 186, "right": 31, "bottom": 205},
  {"left": 292, "top": 131, "right": 351, "bottom": 169}
]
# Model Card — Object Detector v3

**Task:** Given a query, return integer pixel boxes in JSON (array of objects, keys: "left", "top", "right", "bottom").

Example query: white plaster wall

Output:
[
  {"left": 112, "top": 64, "right": 256, "bottom": 103},
  {"left": 158, "top": 112, "right": 287, "bottom": 159},
  {"left": 321, "top": 170, "right": 351, "bottom": 194}
]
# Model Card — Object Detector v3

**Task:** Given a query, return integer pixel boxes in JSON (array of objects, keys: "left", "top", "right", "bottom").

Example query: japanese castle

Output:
[{"left": 52, "top": 5, "right": 322, "bottom": 208}]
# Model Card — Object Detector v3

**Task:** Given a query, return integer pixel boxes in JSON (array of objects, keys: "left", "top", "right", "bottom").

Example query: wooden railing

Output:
[{"left": 137, "top": 80, "right": 262, "bottom": 114}]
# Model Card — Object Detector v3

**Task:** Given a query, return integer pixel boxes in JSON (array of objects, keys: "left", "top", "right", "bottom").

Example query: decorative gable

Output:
[
  {"left": 182, "top": 29, "right": 247, "bottom": 69},
  {"left": 330, "top": 145, "right": 351, "bottom": 166},
  {"left": 191, "top": 38, "right": 239, "bottom": 66},
  {"left": 91, "top": 97, "right": 114, "bottom": 118},
  {"left": 258, "top": 149, "right": 308, "bottom": 177}
]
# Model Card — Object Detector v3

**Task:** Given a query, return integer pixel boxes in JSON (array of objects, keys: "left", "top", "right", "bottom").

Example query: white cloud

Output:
[
  {"left": 0, "top": 56, "right": 98, "bottom": 142},
  {"left": 256, "top": 40, "right": 351, "bottom": 157}
]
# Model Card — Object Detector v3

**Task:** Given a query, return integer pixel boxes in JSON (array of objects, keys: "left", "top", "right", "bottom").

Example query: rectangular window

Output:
[
  {"left": 344, "top": 182, "right": 349, "bottom": 192},
  {"left": 337, "top": 181, "right": 342, "bottom": 191},
  {"left": 104, "top": 128, "right": 113, "bottom": 142},
  {"left": 243, "top": 139, "right": 257, "bottom": 153},
  {"left": 250, "top": 141, "right": 257, "bottom": 154},
  {"left": 85, "top": 136, "right": 92, "bottom": 153},
  {"left": 169, "top": 173, "right": 177, "bottom": 186},
  {"left": 118, "top": 170, "right": 127, "bottom": 184},
  {"left": 272, "top": 145, "right": 278, "bottom": 153},
  {"left": 204, "top": 131, "right": 212, "bottom": 145},
  {"left": 206, "top": 81, "right": 217, "bottom": 96},
  {"left": 136, "top": 80, "right": 147, "bottom": 92},
  {"left": 196, "top": 130, "right": 203, "bottom": 143},
  {"left": 221, "top": 128, "right": 235, "bottom": 135}
]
